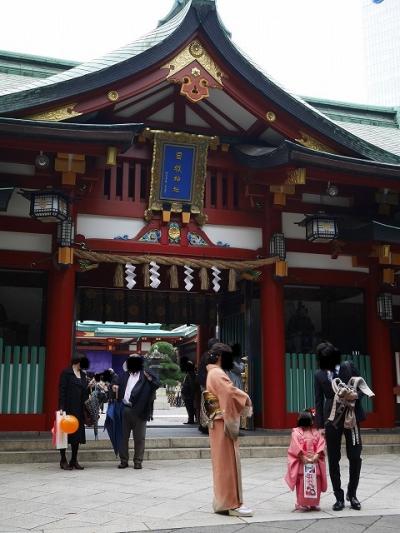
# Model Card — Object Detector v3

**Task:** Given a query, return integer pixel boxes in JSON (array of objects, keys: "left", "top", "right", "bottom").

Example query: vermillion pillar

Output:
[
  {"left": 365, "top": 275, "right": 395, "bottom": 427},
  {"left": 260, "top": 268, "right": 287, "bottom": 428},
  {"left": 44, "top": 267, "right": 76, "bottom": 429}
]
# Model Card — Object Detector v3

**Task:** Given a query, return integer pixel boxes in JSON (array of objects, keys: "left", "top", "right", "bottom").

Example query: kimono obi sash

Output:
[{"left": 203, "top": 391, "right": 223, "bottom": 425}]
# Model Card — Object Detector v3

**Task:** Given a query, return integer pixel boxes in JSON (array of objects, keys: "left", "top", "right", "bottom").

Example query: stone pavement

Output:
[{"left": 0, "top": 454, "right": 399, "bottom": 533}]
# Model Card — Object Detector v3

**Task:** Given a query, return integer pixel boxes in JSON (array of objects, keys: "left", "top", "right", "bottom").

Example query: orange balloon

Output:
[{"left": 60, "top": 415, "right": 79, "bottom": 434}]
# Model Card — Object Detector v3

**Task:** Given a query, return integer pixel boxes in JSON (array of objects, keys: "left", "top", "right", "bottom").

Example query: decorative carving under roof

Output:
[
  {"left": 295, "top": 131, "right": 336, "bottom": 154},
  {"left": 26, "top": 103, "right": 82, "bottom": 121},
  {"left": 162, "top": 39, "right": 224, "bottom": 103}
]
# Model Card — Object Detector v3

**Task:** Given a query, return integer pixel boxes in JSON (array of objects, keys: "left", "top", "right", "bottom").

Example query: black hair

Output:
[
  {"left": 207, "top": 342, "right": 233, "bottom": 370},
  {"left": 102, "top": 369, "right": 112, "bottom": 383},
  {"left": 316, "top": 340, "right": 341, "bottom": 371},
  {"left": 71, "top": 353, "right": 90, "bottom": 370},
  {"left": 207, "top": 337, "right": 219, "bottom": 349},
  {"left": 180, "top": 357, "right": 194, "bottom": 372},
  {"left": 94, "top": 373, "right": 101, "bottom": 382},
  {"left": 297, "top": 411, "right": 313, "bottom": 427}
]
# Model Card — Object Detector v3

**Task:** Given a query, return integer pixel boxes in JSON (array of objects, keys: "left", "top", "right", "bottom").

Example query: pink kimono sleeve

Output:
[{"left": 284, "top": 428, "right": 303, "bottom": 491}]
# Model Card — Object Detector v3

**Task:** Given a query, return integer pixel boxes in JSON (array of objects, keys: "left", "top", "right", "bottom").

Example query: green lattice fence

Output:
[
  {"left": 285, "top": 352, "right": 373, "bottom": 413},
  {"left": 0, "top": 338, "right": 46, "bottom": 414}
]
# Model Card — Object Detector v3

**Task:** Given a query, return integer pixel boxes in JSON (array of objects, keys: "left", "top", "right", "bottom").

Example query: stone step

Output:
[
  {"left": 1, "top": 442, "right": 400, "bottom": 464},
  {"left": 1, "top": 443, "right": 400, "bottom": 464},
  {"left": 0, "top": 431, "right": 399, "bottom": 452}
]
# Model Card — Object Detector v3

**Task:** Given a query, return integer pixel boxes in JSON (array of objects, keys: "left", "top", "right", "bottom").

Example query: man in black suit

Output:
[
  {"left": 116, "top": 354, "right": 159, "bottom": 469},
  {"left": 314, "top": 341, "right": 365, "bottom": 511}
]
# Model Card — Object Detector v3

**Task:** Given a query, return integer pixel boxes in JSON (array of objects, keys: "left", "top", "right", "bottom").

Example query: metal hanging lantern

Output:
[
  {"left": 57, "top": 217, "right": 74, "bottom": 247},
  {"left": 269, "top": 233, "right": 286, "bottom": 260},
  {"left": 377, "top": 292, "right": 393, "bottom": 321},
  {"left": 300, "top": 213, "right": 338, "bottom": 243},
  {"left": 30, "top": 190, "right": 69, "bottom": 222}
]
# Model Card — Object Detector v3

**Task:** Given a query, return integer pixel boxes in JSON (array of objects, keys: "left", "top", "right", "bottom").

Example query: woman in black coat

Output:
[{"left": 58, "top": 353, "right": 90, "bottom": 470}]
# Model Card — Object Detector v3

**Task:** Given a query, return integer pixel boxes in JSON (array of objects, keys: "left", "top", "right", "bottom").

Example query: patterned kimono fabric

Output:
[
  {"left": 206, "top": 364, "right": 252, "bottom": 513},
  {"left": 285, "top": 427, "right": 327, "bottom": 508}
]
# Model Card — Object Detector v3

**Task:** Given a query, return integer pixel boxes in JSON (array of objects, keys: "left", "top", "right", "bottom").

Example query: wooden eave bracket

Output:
[{"left": 270, "top": 167, "right": 307, "bottom": 206}]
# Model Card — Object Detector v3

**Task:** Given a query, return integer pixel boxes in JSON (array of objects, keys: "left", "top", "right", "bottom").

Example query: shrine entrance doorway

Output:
[{"left": 74, "top": 268, "right": 261, "bottom": 427}]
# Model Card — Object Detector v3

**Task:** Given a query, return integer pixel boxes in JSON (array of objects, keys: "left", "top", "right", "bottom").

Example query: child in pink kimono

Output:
[{"left": 284, "top": 410, "right": 327, "bottom": 511}]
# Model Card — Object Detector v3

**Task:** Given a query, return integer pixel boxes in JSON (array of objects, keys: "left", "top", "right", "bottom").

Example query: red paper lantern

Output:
[{"left": 60, "top": 415, "right": 79, "bottom": 434}]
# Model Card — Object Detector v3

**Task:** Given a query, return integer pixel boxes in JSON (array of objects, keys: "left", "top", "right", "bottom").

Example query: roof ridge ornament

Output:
[
  {"left": 158, "top": 1, "right": 217, "bottom": 27},
  {"left": 162, "top": 39, "right": 224, "bottom": 103}
]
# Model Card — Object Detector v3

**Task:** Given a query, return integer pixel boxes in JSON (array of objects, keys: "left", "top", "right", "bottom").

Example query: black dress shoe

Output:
[
  {"left": 134, "top": 461, "right": 142, "bottom": 469},
  {"left": 118, "top": 462, "right": 129, "bottom": 469},
  {"left": 69, "top": 461, "right": 84, "bottom": 470},
  {"left": 332, "top": 500, "right": 345, "bottom": 511},
  {"left": 60, "top": 460, "right": 72, "bottom": 471},
  {"left": 347, "top": 494, "right": 361, "bottom": 510}
]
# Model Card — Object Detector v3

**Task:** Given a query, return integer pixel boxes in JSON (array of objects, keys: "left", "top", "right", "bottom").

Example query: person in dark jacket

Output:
[
  {"left": 314, "top": 341, "right": 365, "bottom": 511},
  {"left": 180, "top": 357, "right": 198, "bottom": 424},
  {"left": 117, "top": 354, "right": 159, "bottom": 469},
  {"left": 58, "top": 353, "right": 90, "bottom": 470}
]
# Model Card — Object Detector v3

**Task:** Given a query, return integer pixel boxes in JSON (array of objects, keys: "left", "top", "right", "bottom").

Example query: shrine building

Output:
[{"left": 1, "top": 0, "right": 400, "bottom": 431}]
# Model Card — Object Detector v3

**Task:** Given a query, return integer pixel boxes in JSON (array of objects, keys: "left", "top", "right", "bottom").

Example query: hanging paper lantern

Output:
[
  {"left": 149, "top": 261, "right": 161, "bottom": 288},
  {"left": 184, "top": 265, "right": 194, "bottom": 291},
  {"left": 125, "top": 263, "right": 137, "bottom": 289},
  {"left": 60, "top": 415, "right": 79, "bottom": 434},
  {"left": 211, "top": 266, "right": 221, "bottom": 292}
]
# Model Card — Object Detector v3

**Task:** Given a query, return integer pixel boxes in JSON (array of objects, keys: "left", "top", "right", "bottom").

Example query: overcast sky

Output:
[{"left": 0, "top": 1, "right": 371, "bottom": 103}]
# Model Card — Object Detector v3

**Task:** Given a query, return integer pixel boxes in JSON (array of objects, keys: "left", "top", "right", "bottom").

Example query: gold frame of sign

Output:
[{"left": 144, "top": 129, "right": 218, "bottom": 224}]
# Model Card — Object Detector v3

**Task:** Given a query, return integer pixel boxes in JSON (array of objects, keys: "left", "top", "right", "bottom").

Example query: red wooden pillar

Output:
[
  {"left": 260, "top": 267, "right": 287, "bottom": 428},
  {"left": 260, "top": 206, "right": 286, "bottom": 428},
  {"left": 365, "top": 275, "right": 395, "bottom": 427},
  {"left": 44, "top": 267, "right": 76, "bottom": 429}
]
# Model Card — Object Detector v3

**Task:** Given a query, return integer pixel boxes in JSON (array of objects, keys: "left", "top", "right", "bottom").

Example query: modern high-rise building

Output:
[{"left": 362, "top": 0, "right": 400, "bottom": 106}]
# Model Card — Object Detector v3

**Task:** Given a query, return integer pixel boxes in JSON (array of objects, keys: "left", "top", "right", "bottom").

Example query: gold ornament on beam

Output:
[
  {"left": 383, "top": 268, "right": 395, "bottom": 285},
  {"left": 295, "top": 131, "right": 336, "bottom": 154},
  {"left": 162, "top": 39, "right": 224, "bottom": 103},
  {"left": 26, "top": 104, "right": 82, "bottom": 121},
  {"left": 286, "top": 168, "right": 306, "bottom": 185},
  {"left": 265, "top": 111, "right": 276, "bottom": 122},
  {"left": 106, "top": 147, "right": 118, "bottom": 166},
  {"left": 107, "top": 90, "right": 119, "bottom": 102}
]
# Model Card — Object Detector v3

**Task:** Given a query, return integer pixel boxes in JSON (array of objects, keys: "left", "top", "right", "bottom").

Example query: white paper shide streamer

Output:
[
  {"left": 211, "top": 266, "right": 221, "bottom": 292},
  {"left": 184, "top": 265, "right": 194, "bottom": 291},
  {"left": 125, "top": 263, "right": 137, "bottom": 289},
  {"left": 149, "top": 261, "right": 161, "bottom": 288}
]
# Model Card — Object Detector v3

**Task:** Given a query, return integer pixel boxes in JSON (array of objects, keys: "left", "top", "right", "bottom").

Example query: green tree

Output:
[{"left": 148, "top": 342, "right": 183, "bottom": 386}]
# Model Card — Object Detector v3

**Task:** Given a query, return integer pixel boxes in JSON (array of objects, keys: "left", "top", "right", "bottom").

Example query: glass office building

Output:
[{"left": 362, "top": 0, "right": 400, "bottom": 106}]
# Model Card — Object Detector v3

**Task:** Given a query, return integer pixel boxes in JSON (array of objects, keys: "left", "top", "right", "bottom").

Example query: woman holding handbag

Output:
[{"left": 58, "top": 353, "right": 91, "bottom": 470}]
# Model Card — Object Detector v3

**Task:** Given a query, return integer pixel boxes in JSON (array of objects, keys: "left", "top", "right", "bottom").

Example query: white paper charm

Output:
[
  {"left": 184, "top": 265, "right": 194, "bottom": 291},
  {"left": 211, "top": 266, "right": 221, "bottom": 292},
  {"left": 125, "top": 263, "right": 137, "bottom": 289},
  {"left": 149, "top": 261, "right": 161, "bottom": 288}
]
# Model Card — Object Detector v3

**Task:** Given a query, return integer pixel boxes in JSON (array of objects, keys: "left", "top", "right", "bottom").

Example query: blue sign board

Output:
[{"left": 159, "top": 144, "right": 195, "bottom": 202}]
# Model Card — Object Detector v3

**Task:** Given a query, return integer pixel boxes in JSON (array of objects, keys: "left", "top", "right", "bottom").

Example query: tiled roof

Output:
[
  {"left": 0, "top": 72, "right": 36, "bottom": 93},
  {"left": 0, "top": 2, "right": 192, "bottom": 97},
  {"left": 305, "top": 97, "right": 400, "bottom": 157},
  {"left": 331, "top": 121, "right": 400, "bottom": 157}
]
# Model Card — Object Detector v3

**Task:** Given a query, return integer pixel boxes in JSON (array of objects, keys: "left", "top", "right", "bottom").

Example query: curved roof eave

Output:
[
  {"left": 0, "top": 1, "right": 198, "bottom": 114},
  {"left": 198, "top": 12, "right": 400, "bottom": 165},
  {"left": 0, "top": 0, "right": 398, "bottom": 166}
]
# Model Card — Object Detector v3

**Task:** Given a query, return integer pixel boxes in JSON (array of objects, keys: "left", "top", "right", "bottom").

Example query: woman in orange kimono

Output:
[
  {"left": 205, "top": 343, "right": 253, "bottom": 517},
  {"left": 284, "top": 411, "right": 327, "bottom": 511}
]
